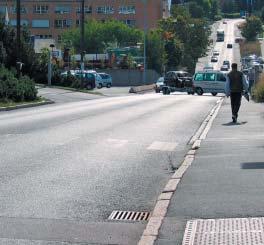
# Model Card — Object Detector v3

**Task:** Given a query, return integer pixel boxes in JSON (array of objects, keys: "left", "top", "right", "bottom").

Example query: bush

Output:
[
  {"left": 252, "top": 75, "right": 264, "bottom": 102},
  {"left": 0, "top": 66, "right": 37, "bottom": 102},
  {"left": 222, "top": 13, "right": 241, "bottom": 18},
  {"left": 214, "top": 15, "right": 222, "bottom": 21}
]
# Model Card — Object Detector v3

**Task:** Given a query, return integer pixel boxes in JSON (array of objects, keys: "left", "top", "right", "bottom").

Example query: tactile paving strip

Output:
[{"left": 182, "top": 218, "right": 264, "bottom": 245}]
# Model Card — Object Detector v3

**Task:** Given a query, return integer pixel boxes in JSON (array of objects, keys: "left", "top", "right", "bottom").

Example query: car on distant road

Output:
[
  {"left": 220, "top": 65, "right": 229, "bottom": 72},
  {"left": 223, "top": 60, "right": 230, "bottom": 69},
  {"left": 211, "top": 56, "right": 218, "bottom": 62},
  {"left": 227, "top": 43, "right": 233, "bottom": 48},
  {"left": 98, "top": 73, "right": 112, "bottom": 88},
  {"left": 155, "top": 77, "right": 164, "bottom": 93},
  {"left": 223, "top": 21, "right": 227, "bottom": 24},
  {"left": 213, "top": 50, "right": 220, "bottom": 56},
  {"left": 193, "top": 70, "right": 227, "bottom": 96}
]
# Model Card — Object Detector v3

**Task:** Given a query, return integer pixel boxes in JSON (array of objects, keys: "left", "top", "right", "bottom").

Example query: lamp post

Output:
[
  {"left": 80, "top": 0, "right": 85, "bottom": 73},
  {"left": 142, "top": 0, "right": 147, "bottom": 84},
  {"left": 48, "top": 44, "right": 55, "bottom": 86},
  {"left": 16, "top": 0, "right": 21, "bottom": 78}
]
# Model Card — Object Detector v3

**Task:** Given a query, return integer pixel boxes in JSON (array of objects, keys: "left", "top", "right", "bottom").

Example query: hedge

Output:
[{"left": 0, "top": 66, "right": 37, "bottom": 102}]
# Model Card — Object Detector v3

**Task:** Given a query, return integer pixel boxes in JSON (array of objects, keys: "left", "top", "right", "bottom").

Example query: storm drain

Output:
[
  {"left": 182, "top": 217, "right": 264, "bottom": 245},
  {"left": 108, "top": 211, "right": 150, "bottom": 221}
]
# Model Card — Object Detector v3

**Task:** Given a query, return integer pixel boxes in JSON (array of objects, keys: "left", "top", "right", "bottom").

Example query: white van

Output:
[{"left": 193, "top": 70, "right": 227, "bottom": 96}]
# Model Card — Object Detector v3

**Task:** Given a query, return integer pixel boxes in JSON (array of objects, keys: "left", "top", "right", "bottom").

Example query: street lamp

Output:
[
  {"left": 80, "top": 0, "right": 85, "bottom": 72},
  {"left": 142, "top": 0, "right": 147, "bottom": 84},
  {"left": 48, "top": 44, "right": 55, "bottom": 86},
  {"left": 16, "top": 0, "right": 21, "bottom": 77}
]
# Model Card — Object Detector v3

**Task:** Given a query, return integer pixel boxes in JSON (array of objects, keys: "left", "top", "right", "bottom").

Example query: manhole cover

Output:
[
  {"left": 108, "top": 211, "right": 150, "bottom": 221},
  {"left": 182, "top": 217, "right": 264, "bottom": 245}
]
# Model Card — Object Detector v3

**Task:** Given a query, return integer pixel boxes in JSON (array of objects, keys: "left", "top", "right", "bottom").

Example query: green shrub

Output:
[
  {"left": 214, "top": 15, "right": 222, "bottom": 21},
  {"left": 252, "top": 75, "right": 264, "bottom": 102},
  {"left": 0, "top": 66, "right": 37, "bottom": 102},
  {"left": 222, "top": 13, "right": 241, "bottom": 18}
]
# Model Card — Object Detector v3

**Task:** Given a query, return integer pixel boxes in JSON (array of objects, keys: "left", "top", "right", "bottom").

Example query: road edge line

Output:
[{"left": 137, "top": 97, "right": 224, "bottom": 245}]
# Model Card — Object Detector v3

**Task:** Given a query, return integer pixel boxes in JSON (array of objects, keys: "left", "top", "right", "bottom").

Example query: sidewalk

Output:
[{"left": 155, "top": 98, "right": 264, "bottom": 244}]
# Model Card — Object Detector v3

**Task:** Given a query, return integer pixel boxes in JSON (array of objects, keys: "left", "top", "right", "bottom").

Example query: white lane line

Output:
[
  {"left": 107, "top": 138, "right": 128, "bottom": 148},
  {"left": 147, "top": 141, "right": 178, "bottom": 152}
]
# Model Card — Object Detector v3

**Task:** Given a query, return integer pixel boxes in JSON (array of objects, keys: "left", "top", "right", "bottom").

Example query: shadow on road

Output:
[
  {"left": 241, "top": 162, "right": 264, "bottom": 169},
  {"left": 222, "top": 121, "right": 248, "bottom": 126}
]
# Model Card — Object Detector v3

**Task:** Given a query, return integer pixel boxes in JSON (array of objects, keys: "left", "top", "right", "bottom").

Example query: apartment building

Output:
[{"left": 0, "top": 0, "right": 170, "bottom": 43}]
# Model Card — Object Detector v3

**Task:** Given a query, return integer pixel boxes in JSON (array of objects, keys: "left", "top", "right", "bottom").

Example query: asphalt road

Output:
[
  {"left": 0, "top": 92, "right": 219, "bottom": 244},
  {"left": 37, "top": 86, "right": 132, "bottom": 104}
]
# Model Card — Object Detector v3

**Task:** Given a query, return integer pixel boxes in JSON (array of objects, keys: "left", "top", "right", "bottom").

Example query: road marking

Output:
[
  {"left": 107, "top": 138, "right": 128, "bottom": 148},
  {"left": 147, "top": 141, "right": 178, "bottom": 152}
]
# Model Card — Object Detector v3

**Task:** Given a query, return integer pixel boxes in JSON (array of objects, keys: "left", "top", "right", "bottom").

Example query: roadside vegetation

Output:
[
  {"left": 252, "top": 74, "right": 264, "bottom": 102},
  {"left": 239, "top": 41, "right": 262, "bottom": 57}
]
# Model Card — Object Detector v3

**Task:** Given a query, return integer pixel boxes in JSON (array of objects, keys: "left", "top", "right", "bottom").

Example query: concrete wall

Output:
[{"left": 99, "top": 69, "right": 160, "bottom": 86}]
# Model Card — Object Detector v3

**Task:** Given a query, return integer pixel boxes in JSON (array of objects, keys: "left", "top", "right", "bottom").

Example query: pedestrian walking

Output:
[{"left": 225, "top": 63, "right": 249, "bottom": 123}]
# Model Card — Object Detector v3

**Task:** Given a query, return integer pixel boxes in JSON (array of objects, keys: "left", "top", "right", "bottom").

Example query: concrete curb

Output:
[
  {"left": 0, "top": 99, "right": 54, "bottom": 112},
  {"left": 137, "top": 97, "right": 224, "bottom": 245},
  {"left": 129, "top": 84, "right": 155, "bottom": 93}
]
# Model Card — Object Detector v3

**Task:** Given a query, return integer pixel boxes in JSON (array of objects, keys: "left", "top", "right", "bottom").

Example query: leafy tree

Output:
[
  {"left": 146, "top": 29, "right": 167, "bottom": 74},
  {"left": 189, "top": 2, "right": 205, "bottom": 19},
  {"left": 62, "top": 20, "right": 143, "bottom": 54},
  {"left": 241, "top": 16, "right": 263, "bottom": 41},
  {"left": 210, "top": 0, "right": 220, "bottom": 20}
]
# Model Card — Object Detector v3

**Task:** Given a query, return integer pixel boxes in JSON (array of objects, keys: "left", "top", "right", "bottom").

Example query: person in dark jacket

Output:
[{"left": 225, "top": 63, "right": 249, "bottom": 123}]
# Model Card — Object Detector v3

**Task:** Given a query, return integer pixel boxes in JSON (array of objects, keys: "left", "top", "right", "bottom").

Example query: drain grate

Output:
[
  {"left": 183, "top": 217, "right": 264, "bottom": 245},
  {"left": 108, "top": 211, "right": 150, "bottom": 221}
]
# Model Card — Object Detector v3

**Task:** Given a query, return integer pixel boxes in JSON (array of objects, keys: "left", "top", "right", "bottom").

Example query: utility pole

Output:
[
  {"left": 80, "top": 0, "right": 85, "bottom": 72},
  {"left": 142, "top": 0, "right": 147, "bottom": 85},
  {"left": 16, "top": 0, "right": 21, "bottom": 77}
]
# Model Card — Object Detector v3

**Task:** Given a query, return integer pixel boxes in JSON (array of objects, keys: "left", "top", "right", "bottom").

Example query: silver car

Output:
[{"left": 98, "top": 73, "right": 112, "bottom": 88}]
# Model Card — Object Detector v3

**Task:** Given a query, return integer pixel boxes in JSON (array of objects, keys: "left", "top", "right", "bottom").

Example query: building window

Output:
[
  {"left": 76, "top": 6, "right": 92, "bottom": 14},
  {"left": 123, "top": 19, "right": 136, "bottom": 27},
  {"left": 11, "top": 6, "right": 27, "bottom": 14},
  {"left": 76, "top": 19, "right": 80, "bottom": 27},
  {"left": 35, "top": 34, "right": 52, "bottom": 39},
  {"left": 54, "top": 19, "right": 72, "bottom": 28},
  {"left": 55, "top": 6, "right": 71, "bottom": 14},
  {"left": 34, "top": 5, "right": 48, "bottom": 14},
  {"left": 97, "top": 6, "right": 114, "bottom": 14},
  {"left": 10, "top": 19, "right": 29, "bottom": 26},
  {"left": 32, "top": 19, "right": 49, "bottom": 28},
  {"left": 119, "top": 6, "right": 136, "bottom": 14},
  {"left": 58, "top": 35, "right": 62, "bottom": 43}
]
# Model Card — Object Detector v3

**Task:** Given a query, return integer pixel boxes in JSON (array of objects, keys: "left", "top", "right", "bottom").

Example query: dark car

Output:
[
  {"left": 164, "top": 71, "right": 193, "bottom": 89},
  {"left": 227, "top": 43, "right": 233, "bottom": 48},
  {"left": 75, "top": 72, "right": 96, "bottom": 90}
]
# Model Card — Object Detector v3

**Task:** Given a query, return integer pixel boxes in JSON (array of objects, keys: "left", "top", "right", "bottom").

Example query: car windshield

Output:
[
  {"left": 177, "top": 73, "right": 189, "bottom": 78},
  {"left": 99, "top": 74, "right": 109, "bottom": 79}
]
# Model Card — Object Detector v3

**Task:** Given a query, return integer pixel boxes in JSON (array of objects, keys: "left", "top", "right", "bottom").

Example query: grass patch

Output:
[
  {"left": 252, "top": 74, "right": 264, "bottom": 102},
  {"left": 0, "top": 97, "right": 45, "bottom": 108},
  {"left": 43, "top": 85, "right": 104, "bottom": 96},
  {"left": 239, "top": 41, "right": 262, "bottom": 57}
]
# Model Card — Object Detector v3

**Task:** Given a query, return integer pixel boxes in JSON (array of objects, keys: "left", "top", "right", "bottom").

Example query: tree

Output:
[
  {"left": 62, "top": 20, "right": 143, "bottom": 54},
  {"left": 210, "top": 0, "right": 220, "bottom": 20},
  {"left": 189, "top": 2, "right": 205, "bottom": 19},
  {"left": 241, "top": 16, "right": 263, "bottom": 41},
  {"left": 146, "top": 30, "right": 167, "bottom": 74}
]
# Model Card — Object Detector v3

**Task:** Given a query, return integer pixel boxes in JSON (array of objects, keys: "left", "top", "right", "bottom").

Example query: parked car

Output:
[
  {"left": 223, "top": 20, "right": 227, "bottom": 24},
  {"left": 227, "top": 43, "right": 233, "bottom": 48},
  {"left": 98, "top": 73, "right": 112, "bottom": 88},
  {"left": 220, "top": 65, "right": 229, "bottom": 72},
  {"left": 74, "top": 72, "right": 97, "bottom": 90},
  {"left": 203, "top": 63, "right": 214, "bottom": 71},
  {"left": 155, "top": 77, "right": 164, "bottom": 93},
  {"left": 193, "top": 70, "right": 227, "bottom": 96},
  {"left": 211, "top": 56, "right": 218, "bottom": 62},
  {"left": 223, "top": 60, "right": 230, "bottom": 69},
  {"left": 213, "top": 50, "right": 220, "bottom": 56},
  {"left": 162, "top": 71, "right": 194, "bottom": 95}
]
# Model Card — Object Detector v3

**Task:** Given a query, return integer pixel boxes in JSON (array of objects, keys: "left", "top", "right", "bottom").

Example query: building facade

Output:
[{"left": 0, "top": 0, "right": 170, "bottom": 44}]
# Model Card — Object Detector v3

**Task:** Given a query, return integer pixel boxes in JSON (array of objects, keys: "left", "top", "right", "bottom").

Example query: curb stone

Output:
[{"left": 0, "top": 99, "right": 54, "bottom": 112}]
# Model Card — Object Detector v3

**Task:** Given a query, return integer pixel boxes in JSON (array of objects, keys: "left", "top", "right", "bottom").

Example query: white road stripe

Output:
[
  {"left": 107, "top": 138, "right": 128, "bottom": 148},
  {"left": 147, "top": 141, "right": 178, "bottom": 152}
]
